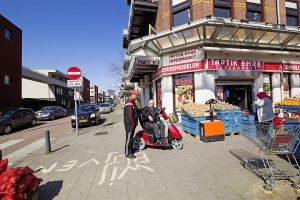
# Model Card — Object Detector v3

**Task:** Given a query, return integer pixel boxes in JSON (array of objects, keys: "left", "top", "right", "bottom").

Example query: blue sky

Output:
[{"left": 0, "top": 0, "right": 129, "bottom": 92}]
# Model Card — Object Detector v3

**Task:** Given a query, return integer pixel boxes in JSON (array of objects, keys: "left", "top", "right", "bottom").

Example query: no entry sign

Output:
[{"left": 67, "top": 66, "right": 81, "bottom": 80}]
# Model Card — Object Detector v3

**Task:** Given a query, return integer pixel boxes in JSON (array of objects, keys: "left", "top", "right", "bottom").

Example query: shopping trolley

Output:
[{"left": 241, "top": 121, "right": 300, "bottom": 191}]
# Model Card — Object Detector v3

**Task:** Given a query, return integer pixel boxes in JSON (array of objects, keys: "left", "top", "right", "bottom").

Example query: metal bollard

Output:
[
  {"left": 45, "top": 130, "right": 52, "bottom": 154},
  {"left": 0, "top": 149, "right": 2, "bottom": 160}
]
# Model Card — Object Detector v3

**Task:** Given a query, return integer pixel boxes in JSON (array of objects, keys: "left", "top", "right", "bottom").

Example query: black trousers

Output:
[
  {"left": 125, "top": 123, "right": 136, "bottom": 156},
  {"left": 145, "top": 122, "right": 165, "bottom": 139}
]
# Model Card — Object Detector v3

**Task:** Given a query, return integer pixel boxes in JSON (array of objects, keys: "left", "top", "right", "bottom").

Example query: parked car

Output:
[
  {"left": 71, "top": 104, "right": 101, "bottom": 128},
  {"left": 108, "top": 102, "right": 114, "bottom": 112},
  {"left": 0, "top": 108, "right": 37, "bottom": 134},
  {"left": 98, "top": 103, "right": 111, "bottom": 114},
  {"left": 36, "top": 106, "right": 67, "bottom": 120}
]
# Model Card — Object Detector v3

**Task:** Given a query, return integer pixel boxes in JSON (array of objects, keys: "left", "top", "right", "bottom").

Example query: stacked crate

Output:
[
  {"left": 216, "top": 109, "right": 242, "bottom": 134},
  {"left": 241, "top": 115, "right": 256, "bottom": 138},
  {"left": 181, "top": 114, "right": 206, "bottom": 136}
]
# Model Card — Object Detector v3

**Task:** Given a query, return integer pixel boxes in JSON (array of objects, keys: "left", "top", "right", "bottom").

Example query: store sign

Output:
[
  {"left": 283, "top": 63, "right": 300, "bottom": 72},
  {"left": 208, "top": 59, "right": 264, "bottom": 71},
  {"left": 162, "top": 49, "right": 204, "bottom": 66},
  {"left": 152, "top": 60, "right": 204, "bottom": 80},
  {"left": 263, "top": 63, "right": 281, "bottom": 71}
]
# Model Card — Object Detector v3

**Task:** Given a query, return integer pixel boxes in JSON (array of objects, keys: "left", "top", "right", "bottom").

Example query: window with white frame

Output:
[
  {"left": 172, "top": 0, "right": 190, "bottom": 27},
  {"left": 286, "top": 0, "right": 298, "bottom": 26},
  {"left": 246, "top": 2, "right": 261, "bottom": 22}
]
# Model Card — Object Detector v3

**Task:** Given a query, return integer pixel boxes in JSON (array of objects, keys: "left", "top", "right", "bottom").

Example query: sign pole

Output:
[{"left": 74, "top": 87, "right": 79, "bottom": 136}]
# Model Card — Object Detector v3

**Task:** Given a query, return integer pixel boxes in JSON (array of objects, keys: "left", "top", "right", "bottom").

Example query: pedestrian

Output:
[
  {"left": 124, "top": 89, "right": 140, "bottom": 159},
  {"left": 254, "top": 92, "right": 274, "bottom": 123}
]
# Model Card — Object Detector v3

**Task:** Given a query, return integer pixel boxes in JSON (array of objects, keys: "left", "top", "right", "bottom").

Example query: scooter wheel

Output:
[
  {"left": 133, "top": 137, "right": 146, "bottom": 150},
  {"left": 172, "top": 139, "right": 183, "bottom": 150}
]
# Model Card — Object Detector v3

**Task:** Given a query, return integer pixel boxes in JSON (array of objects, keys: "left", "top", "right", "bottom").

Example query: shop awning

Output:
[
  {"left": 128, "top": 55, "right": 159, "bottom": 82},
  {"left": 128, "top": 16, "right": 300, "bottom": 55}
]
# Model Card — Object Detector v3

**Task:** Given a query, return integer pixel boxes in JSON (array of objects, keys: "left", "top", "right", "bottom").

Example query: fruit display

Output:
[
  {"left": 276, "top": 98, "right": 300, "bottom": 106},
  {"left": 181, "top": 101, "right": 239, "bottom": 116},
  {"left": 294, "top": 93, "right": 300, "bottom": 99},
  {"left": 0, "top": 159, "right": 42, "bottom": 200}
]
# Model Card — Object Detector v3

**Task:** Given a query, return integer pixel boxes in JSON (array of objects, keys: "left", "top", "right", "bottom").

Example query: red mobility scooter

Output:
[{"left": 133, "top": 108, "right": 183, "bottom": 150}]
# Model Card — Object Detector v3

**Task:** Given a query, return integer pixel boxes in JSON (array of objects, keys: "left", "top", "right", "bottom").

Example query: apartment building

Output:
[
  {"left": 90, "top": 85, "right": 99, "bottom": 103},
  {"left": 0, "top": 15, "right": 22, "bottom": 110},
  {"left": 22, "top": 68, "right": 74, "bottom": 110}
]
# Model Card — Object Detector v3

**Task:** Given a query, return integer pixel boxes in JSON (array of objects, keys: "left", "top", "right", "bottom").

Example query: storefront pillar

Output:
[
  {"left": 253, "top": 73, "right": 264, "bottom": 101},
  {"left": 194, "top": 71, "right": 215, "bottom": 104},
  {"left": 152, "top": 82, "right": 157, "bottom": 106},
  {"left": 272, "top": 73, "right": 282, "bottom": 102},
  {"left": 144, "top": 86, "right": 150, "bottom": 106},
  {"left": 161, "top": 75, "right": 173, "bottom": 114},
  {"left": 140, "top": 88, "right": 145, "bottom": 108},
  {"left": 290, "top": 74, "right": 300, "bottom": 97}
]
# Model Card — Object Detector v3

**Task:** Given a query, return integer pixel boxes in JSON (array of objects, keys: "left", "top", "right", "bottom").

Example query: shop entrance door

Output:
[{"left": 216, "top": 82, "right": 253, "bottom": 110}]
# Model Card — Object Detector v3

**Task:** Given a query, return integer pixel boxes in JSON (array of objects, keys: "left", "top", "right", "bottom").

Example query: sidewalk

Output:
[{"left": 15, "top": 106, "right": 300, "bottom": 200}]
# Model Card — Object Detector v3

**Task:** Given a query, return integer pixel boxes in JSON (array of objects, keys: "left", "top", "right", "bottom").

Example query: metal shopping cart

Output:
[{"left": 241, "top": 121, "right": 300, "bottom": 192}]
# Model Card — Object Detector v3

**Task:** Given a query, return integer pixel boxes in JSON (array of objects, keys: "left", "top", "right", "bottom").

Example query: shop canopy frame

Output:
[{"left": 128, "top": 16, "right": 300, "bottom": 55}]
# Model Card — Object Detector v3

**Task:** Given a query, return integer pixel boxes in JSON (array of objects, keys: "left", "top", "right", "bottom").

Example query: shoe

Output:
[{"left": 126, "top": 154, "right": 136, "bottom": 159}]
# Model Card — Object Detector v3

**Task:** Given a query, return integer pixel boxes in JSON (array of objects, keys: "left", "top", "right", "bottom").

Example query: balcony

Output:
[{"left": 123, "top": 0, "right": 158, "bottom": 49}]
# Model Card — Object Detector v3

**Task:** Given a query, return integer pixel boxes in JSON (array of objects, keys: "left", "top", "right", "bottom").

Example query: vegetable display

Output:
[
  {"left": 276, "top": 97, "right": 300, "bottom": 106},
  {"left": 0, "top": 159, "right": 42, "bottom": 200}
]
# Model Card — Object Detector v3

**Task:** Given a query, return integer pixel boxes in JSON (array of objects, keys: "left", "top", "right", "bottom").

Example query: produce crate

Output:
[
  {"left": 278, "top": 105, "right": 300, "bottom": 112},
  {"left": 224, "top": 125, "right": 233, "bottom": 133},
  {"left": 232, "top": 124, "right": 242, "bottom": 132},
  {"left": 242, "top": 115, "right": 255, "bottom": 121}
]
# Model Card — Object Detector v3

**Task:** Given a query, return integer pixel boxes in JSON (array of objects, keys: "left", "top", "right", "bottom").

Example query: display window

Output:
[
  {"left": 283, "top": 74, "right": 291, "bottom": 98},
  {"left": 174, "top": 73, "right": 194, "bottom": 112},
  {"left": 263, "top": 73, "right": 272, "bottom": 97},
  {"left": 156, "top": 79, "right": 162, "bottom": 109}
]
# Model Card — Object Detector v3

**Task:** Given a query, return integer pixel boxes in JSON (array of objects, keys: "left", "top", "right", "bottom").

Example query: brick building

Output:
[
  {"left": 124, "top": 0, "right": 300, "bottom": 114},
  {"left": 0, "top": 15, "right": 22, "bottom": 110},
  {"left": 80, "top": 76, "right": 90, "bottom": 103},
  {"left": 90, "top": 85, "right": 99, "bottom": 103}
]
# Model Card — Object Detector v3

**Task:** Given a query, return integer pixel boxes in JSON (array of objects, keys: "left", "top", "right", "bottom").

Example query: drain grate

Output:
[{"left": 94, "top": 132, "right": 109, "bottom": 136}]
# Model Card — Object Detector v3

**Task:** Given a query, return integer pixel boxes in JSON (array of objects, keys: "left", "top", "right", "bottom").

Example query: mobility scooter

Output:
[{"left": 133, "top": 108, "right": 183, "bottom": 150}]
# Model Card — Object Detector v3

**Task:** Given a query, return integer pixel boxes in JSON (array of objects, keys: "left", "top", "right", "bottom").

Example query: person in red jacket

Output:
[{"left": 124, "top": 90, "right": 140, "bottom": 159}]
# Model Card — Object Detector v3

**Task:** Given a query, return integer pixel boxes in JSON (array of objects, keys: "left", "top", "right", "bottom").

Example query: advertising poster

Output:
[
  {"left": 263, "top": 74, "right": 272, "bottom": 96},
  {"left": 216, "top": 86, "right": 224, "bottom": 101},
  {"left": 283, "top": 74, "right": 290, "bottom": 98},
  {"left": 174, "top": 73, "right": 194, "bottom": 112},
  {"left": 156, "top": 79, "right": 162, "bottom": 109}
]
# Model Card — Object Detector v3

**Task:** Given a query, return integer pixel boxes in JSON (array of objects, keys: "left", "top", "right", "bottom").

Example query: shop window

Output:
[
  {"left": 246, "top": 2, "right": 261, "bottom": 22},
  {"left": 156, "top": 80, "right": 162, "bottom": 109},
  {"left": 172, "top": 0, "right": 190, "bottom": 27},
  {"left": 263, "top": 74, "right": 272, "bottom": 97},
  {"left": 4, "top": 29, "right": 12, "bottom": 40},
  {"left": 286, "top": 8, "right": 298, "bottom": 26},
  {"left": 214, "top": 0, "right": 231, "bottom": 18},
  {"left": 174, "top": 73, "right": 194, "bottom": 112},
  {"left": 283, "top": 74, "right": 291, "bottom": 98}
]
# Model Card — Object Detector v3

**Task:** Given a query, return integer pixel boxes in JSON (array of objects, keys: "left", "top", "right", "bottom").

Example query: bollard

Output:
[
  {"left": 0, "top": 149, "right": 2, "bottom": 160},
  {"left": 45, "top": 130, "right": 52, "bottom": 154}
]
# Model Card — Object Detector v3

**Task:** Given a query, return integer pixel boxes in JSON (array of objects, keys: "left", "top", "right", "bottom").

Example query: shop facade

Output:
[
  {"left": 148, "top": 48, "right": 300, "bottom": 114},
  {"left": 127, "top": 17, "right": 300, "bottom": 115}
]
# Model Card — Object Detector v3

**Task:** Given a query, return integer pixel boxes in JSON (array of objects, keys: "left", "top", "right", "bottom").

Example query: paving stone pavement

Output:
[{"left": 14, "top": 105, "right": 300, "bottom": 200}]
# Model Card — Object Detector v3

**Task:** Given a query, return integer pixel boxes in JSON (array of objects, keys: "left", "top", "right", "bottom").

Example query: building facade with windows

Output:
[
  {"left": 124, "top": 0, "right": 300, "bottom": 115},
  {"left": 90, "top": 85, "right": 99, "bottom": 103},
  {"left": 22, "top": 68, "right": 75, "bottom": 111},
  {"left": 0, "top": 15, "right": 22, "bottom": 110}
]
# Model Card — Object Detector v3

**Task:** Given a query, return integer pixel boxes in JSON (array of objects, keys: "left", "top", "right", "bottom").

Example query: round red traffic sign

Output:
[{"left": 67, "top": 66, "right": 81, "bottom": 80}]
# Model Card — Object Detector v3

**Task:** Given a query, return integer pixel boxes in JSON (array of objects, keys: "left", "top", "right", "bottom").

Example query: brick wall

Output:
[
  {"left": 262, "top": 0, "right": 277, "bottom": 24},
  {"left": 156, "top": 0, "right": 171, "bottom": 32},
  {"left": 232, "top": 0, "right": 246, "bottom": 19},
  {"left": 191, "top": 0, "right": 214, "bottom": 20},
  {"left": 279, "top": 0, "right": 286, "bottom": 25},
  {"left": 0, "top": 15, "right": 22, "bottom": 110}
]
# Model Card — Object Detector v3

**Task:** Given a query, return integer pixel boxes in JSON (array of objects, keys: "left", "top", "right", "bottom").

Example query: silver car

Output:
[
  {"left": 98, "top": 103, "right": 111, "bottom": 114},
  {"left": 36, "top": 106, "right": 67, "bottom": 120}
]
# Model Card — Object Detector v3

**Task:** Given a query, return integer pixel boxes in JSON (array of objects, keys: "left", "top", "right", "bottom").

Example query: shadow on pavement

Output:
[
  {"left": 38, "top": 180, "right": 63, "bottom": 200},
  {"left": 52, "top": 145, "right": 70, "bottom": 153}
]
